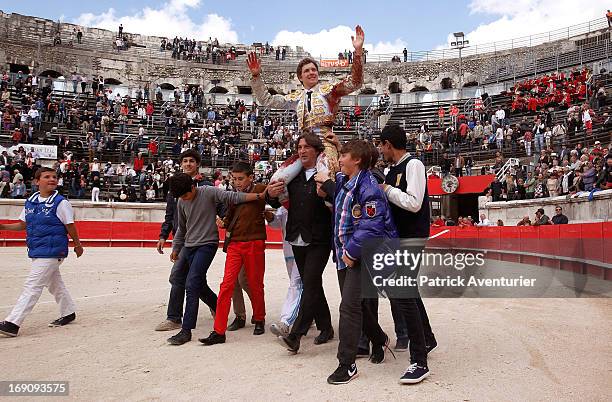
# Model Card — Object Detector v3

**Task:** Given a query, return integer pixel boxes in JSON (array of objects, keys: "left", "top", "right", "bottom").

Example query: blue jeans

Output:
[
  {"left": 166, "top": 248, "right": 190, "bottom": 322},
  {"left": 182, "top": 244, "right": 218, "bottom": 330},
  {"left": 535, "top": 134, "right": 544, "bottom": 153}
]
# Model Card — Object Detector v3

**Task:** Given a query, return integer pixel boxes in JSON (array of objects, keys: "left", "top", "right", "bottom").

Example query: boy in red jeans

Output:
[{"left": 200, "top": 161, "right": 267, "bottom": 345}]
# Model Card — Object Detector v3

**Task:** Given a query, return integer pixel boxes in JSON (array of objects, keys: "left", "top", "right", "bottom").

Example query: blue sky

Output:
[{"left": 2, "top": 0, "right": 607, "bottom": 57}]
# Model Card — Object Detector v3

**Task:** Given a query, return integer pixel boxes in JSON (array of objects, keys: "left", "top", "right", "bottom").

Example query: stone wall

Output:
[
  {"left": 0, "top": 11, "right": 598, "bottom": 95},
  {"left": 479, "top": 189, "right": 612, "bottom": 225}
]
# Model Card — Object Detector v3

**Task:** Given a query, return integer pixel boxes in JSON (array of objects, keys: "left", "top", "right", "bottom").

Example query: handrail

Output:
[
  {"left": 364, "top": 17, "right": 608, "bottom": 63},
  {"left": 496, "top": 158, "right": 521, "bottom": 180}
]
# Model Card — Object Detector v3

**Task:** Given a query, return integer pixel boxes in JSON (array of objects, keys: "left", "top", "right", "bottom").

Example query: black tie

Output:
[{"left": 306, "top": 91, "right": 312, "bottom": 113}]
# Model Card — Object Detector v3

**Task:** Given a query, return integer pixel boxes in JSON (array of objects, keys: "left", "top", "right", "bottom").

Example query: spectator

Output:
[
  {"left": 476, "top": 213, "right": 492, "bottom": 226},
  {"left": 532, "top": 208, "right": 550, "bottom": 226},
  {"left": 551, "top": 206, "right": 569, "bottom": 224},
  {"left": 516, "top": 216, "right": 531, "bottom": 226}
]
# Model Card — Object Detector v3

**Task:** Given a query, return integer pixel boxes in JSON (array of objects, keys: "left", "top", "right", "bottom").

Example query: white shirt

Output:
[
  {"left": 495, "top": 109, "right": 505, "bottom": 120},
  {"left": 19, "top": 194, "right": 74, "bottom": 225},
  {"left": 383, "top": 153, "right": 426, "bottom": 213},
  {"left": 582, "top": 109, "right": 591, "bottom": 123}
]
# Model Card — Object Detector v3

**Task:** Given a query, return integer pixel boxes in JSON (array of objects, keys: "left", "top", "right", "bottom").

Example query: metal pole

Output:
[{"left": 458, "top": 47, "right": 463, "bottom": 97}]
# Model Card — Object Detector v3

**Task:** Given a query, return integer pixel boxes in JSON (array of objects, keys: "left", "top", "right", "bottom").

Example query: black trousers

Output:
[
  {"left": 337, "top": 264, "right": 387, "bottom": 366},
  {"left": 290, "top": 244, "right": 332, "bottom": 336}
]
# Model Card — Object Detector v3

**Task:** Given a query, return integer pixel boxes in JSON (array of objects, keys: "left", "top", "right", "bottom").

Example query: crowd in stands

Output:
[
  {"left": 480, "top": 141, "right": 611, "bottom": 204},
  {"left": 431, "top": 205, "right": 571, "bottom": 227},
  {"left": 510, "top": 69, "right": 591, "bottom": 113},
  {"left": 160, "top": 36, "right": 239, "bottom": 64},
  {"left": 1, "top": 63, "right": 609, "bottom": 216}
]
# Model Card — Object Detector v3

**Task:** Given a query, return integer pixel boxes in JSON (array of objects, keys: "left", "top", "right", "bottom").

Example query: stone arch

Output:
[
  {"left": 463, "top": 81, "right": 479, "bottom": 87},
  {"left": 104, "top": 78, "right": 123, "bottom": 85},
  {"left": 159, "top": 83, "right": 176, "bottom": 90},
  {"left": 440, "top": 78, "right": 453, "bottom": 90},
  {"left": 410, "top": 86, "right": 429, "bottom": 93},
  {"left": 388, "top": 82, "right": 402, "bottom": 94},
  {"left": 209, "top": 86, "right": 229, "bottom": 94},
  {"left": 39, "top": 69, "right": 63, "bottom": 78},
  {"left": 9, "top": 64, "right": 31, "bottom": 74},
  {"left": 237, "top": 86, "right": 252, "bottom": 95},
  {"left": 360, "top": 87, "right": 376, "bottom": 95}
]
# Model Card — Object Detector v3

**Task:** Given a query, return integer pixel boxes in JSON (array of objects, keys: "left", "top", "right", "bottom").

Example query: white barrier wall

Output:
[
  {"left": 479, "top": 189, "right": 612, "bottom": 225},
  {"left": 0, "top": 200, "right": 166, "bottom": 223}
]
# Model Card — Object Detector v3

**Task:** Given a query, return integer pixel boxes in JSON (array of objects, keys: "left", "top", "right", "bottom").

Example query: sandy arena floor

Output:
[{"left": 0, "top": 247, "right": 610, "bottom": 401}]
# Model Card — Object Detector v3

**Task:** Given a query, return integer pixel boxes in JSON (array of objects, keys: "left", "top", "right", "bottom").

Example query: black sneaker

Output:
[
  {"left": 394, "top": 337, "right": 409, "bottom": 352},
  {"left": 370, "top": 335, "right": 395, "bottom": 364},
  {"left": 356, "top": 347, "right": 370, "bottom": 359},
  {"left": 370, "top": 344, "right": 384, "bottom": 364},
  {"left": 49, "top": 312, "right": 76, "bottom": 327},
  {"left": 399, "top": 363, "right": 430, "bottom": 384},
  {"left": 280, "top": 334, "right": 300, "bottom": 353},
  {"left": 227, "top": 316, "right": 246, "bottom": 331},
  {"left": 426, "top": 339, "right": 438, "bottom": 355},
  {"left": 199, "top": 331, "right": 226, "bottom": 345},
  {"left": 167, "top": 329, "right": 192, "bottom": 345},
  {"left": 253, "top": 321, "right": 265, "bottom": 335},
  {"left": 327, "top": 363, "right": 358, "bottom": 385},
  {"left": 0, "top": 321, "right": 19, "bottom": 337},
  {"left": 314, "top": 328, "right": 334, "bottom": 345}
]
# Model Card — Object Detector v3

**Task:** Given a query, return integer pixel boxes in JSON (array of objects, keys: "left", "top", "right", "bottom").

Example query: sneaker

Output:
[
  {"left": 226, "top": 316, "right": 246, "bottom": 331},
  {"left": 356, "top": 347, "right": 370, "bottom": 359},
  {"left": 167, "top": 329, "right": 191, "bottom": 345},
  {"left": 370, "top": 335, "right": 395, "bottom": 364},
  {"left": 314, "top": 328, "right": 334, "bottom": 345},
  {"left": 399, "top": 363, "right": 430, "bottom": 384},
  {"left": 280, "top": 334, "right": 300, "bottom": 353},
  {"left": 270, "top": 322, "right": 290, "bottom": 337},
  {"left": 426, "top": 339, "right": 438, "bottom": 355},
  {"left": 253, "top": 321, "right": 265, "bottom": 335},
  {"left": 327, "top": 363, "right": 359, "bottom": 385},
  {"left": 199, "top": 331, "right": 226, "bottom": 346},
  {"left": 394, "top": 337, "right": 409, "bottom": 352},
  {"left": 0, "top": 321, "right": 19, "bottom": 337},
  {"left": 49, "top": 312, "right": 76, "bottom": 327},
  {"left": 370, "top": 344, "right": 385, "bottom": 364},
  {"left": 155, "top": 319, "right": 182, "bottom": 331}
]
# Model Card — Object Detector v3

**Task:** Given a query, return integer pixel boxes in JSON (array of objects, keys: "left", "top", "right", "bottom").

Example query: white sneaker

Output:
[
  {"left": 269, "top": 322, "right": 290, "bottom": 337},
  {"left": 155, "top": 320, "right": 181, "bottom": 331}
]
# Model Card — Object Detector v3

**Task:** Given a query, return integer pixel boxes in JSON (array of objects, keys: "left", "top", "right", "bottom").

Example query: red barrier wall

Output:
[{"left": 1, "top": 221, "right": 610, "bottom": 279}]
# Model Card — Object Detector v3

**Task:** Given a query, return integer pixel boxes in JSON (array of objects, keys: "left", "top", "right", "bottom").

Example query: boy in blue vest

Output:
[{"left": 0, "top": 167, "right": 83, "bottom": 337}]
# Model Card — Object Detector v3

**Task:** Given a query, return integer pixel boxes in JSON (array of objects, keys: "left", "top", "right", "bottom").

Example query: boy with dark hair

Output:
[
  {"left": 200, "top": 161, "right": 268, "bottom": 345},
  {"left": 155, "top": 148, "right": 210, "bottom": 331},
  {"left": 379, "top": 125, "right": 437, "bottom": 384},
  {"left": 0, "top": 167, "right": 83, "bottom": 337},
  {"left": 315, "top": 140, "right": 397, "bottom": 384},
  {"left": 166, "top": 173, "right": 265, "bottom": 345}
]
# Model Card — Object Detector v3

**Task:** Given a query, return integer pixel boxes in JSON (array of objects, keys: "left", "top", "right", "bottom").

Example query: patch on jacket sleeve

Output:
[
  {"left": 365, "top": 201, "right": 377, "bottom": 218},
  {"left": 351, "top": 204, "right": 362, "bottom": 219}
]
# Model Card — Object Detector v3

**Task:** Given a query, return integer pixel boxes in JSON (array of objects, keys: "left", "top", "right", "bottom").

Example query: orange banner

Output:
[{"left": 320, "top": 59, "right": 349, "bottom": 68}]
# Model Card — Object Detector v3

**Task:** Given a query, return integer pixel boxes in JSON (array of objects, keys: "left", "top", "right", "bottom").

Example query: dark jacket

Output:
[
  {"left": 321, "top": 170, "right": 397, "bottom": 261},
  {"left": 223, "top": 183, "right": 266, "bottom": 242},
  {"left": 268, "top": 169, "right": 332, "bottom": 245}
]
